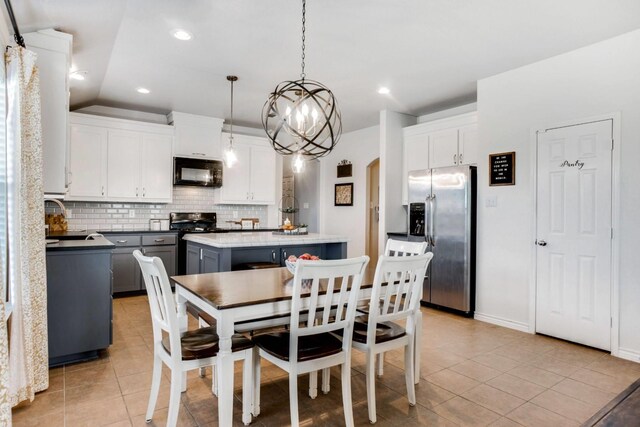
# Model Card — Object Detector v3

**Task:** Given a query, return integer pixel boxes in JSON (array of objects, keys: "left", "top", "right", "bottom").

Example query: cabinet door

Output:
[
  {"left": 112, "top": 247, "right": 141, "bottom": 293},
  {"left": 173, "top": 116, "right": 222, "bottom": 159},
  {"left": 67, "top": 124, "right": 108, "bottom": 200},
  {"left": 428, "top": 128, "right": 459, "bottom": 169},
  {"left": 201, "top": 248, "right": 220, "bottom": 273},
  {"left": 458, "top": 124, "right": 478, "bottom": 166},
  {"left": 141, "top": 134, "right": 173, "bottom": 202},
  {"left": 249, "top": 145, "right": 277, "bottom": 204},
  {"left": 219, "top": 144, "right": 252, "bottom": 203},
  {"left": 402, "top": 133, "right": 429, "bottom": 204},
  {"left": 144, "top": 246, "right": 176, "bottom": 278},
  {"left": 107, "top": 130, "right": 142, "bottom": 200},
  {"left": 186, "top": 244, "right": 202, "bottom": 275},
  {"left": 34, "top": 46, "right": 68, "bottom": 194}
]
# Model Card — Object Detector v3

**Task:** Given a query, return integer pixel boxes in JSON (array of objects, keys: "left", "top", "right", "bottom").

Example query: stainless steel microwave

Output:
[{"left": 173, "top": 157, "right": 222, "bottom": 187}]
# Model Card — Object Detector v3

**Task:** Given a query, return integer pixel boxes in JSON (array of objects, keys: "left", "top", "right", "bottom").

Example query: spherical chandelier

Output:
[{"left": 262, "top": 0, "right": 342, "bottom": 171}]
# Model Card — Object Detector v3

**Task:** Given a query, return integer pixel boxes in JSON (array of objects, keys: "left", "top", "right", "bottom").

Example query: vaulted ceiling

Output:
[{"left": 13, "top": 0, "right": 640, "bottom": 131}]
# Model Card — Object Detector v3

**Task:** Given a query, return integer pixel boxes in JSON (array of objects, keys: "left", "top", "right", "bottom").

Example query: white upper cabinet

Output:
[
  {"left": 23, "top": 29, "right": 72, "bottom": 196},
  {"left": 428, "top": 128, "right": 459, "bottom": 169},
  {"left": 141, "top": 134, "right": 174, "bottom": 201},
  {"left": 219, "top": 133, "right": 277, "bottom": 205},
  {"left": 67, "top": 124, "right": 108, "bottom": 200},
  {"left": 107, "top": 130, "right": 141, "bottom": 200},
  {"left": 401, "top": 112, "right": 478, "bottom": 204},
  {"left": 168, "top": 112, "right": 224, "bottom": 159},
  {"left": 67, "top": 113, "right": 173, "bottom": 203}
]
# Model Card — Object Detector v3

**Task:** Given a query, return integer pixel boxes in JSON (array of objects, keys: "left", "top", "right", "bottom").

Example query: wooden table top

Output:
[{"left": 171, "top": 266, "right": 376, "bottom": 310}]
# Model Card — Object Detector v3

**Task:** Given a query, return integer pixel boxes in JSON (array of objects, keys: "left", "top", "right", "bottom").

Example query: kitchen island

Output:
[
  {"left": 183, "top": 232, "right": 348, "bottom": 274},
  {"left": 46, "top": 235, "right": 114, "bottom": 366}
]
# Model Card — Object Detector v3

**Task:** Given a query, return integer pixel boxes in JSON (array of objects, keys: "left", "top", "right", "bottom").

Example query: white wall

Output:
[
  {"left": 319, "top": 125, "right": 380, "bottom": 257},
  {"left": 476, "top": 29, "right": 640, "bottom": 358},
  {"left": 379, "top": 110, "right": 417, "bottom": 252}
]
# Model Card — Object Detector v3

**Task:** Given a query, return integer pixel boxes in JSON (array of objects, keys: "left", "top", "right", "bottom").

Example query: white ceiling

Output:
[{"left": 13, "top": 0, "right": 640, "bottom": 132}]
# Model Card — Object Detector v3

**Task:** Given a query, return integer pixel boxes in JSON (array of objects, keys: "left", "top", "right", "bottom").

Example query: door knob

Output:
[{"left": 536, "top": 240, "right": 547, "bottom": 246}]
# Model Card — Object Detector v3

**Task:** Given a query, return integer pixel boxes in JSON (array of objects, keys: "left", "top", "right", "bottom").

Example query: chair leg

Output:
[
  {"left": 212, "top": 366, "right": 219, "bottom": 396},
  {"left": 289, "top": 373, "right": 300, "bottom": 427},
  {"left": 366, "top": 351, "right": 377, "bottom": 424},
  {"left": 167, "top": 370, "right": 182, "bottom": 427},
  {"left": 376, "top": 352, "right": 384, "bottom": 377},
  {"left": 321, "top": 367, "right": 331, "bottom": 394},
  {"left": 405, "top": 341, "right": 416, "bottom": 406},
  {"left": 309, "top": 371, "right": 318, "bottom": 399},
  {"left": 414, "top": 311, "right": 422, "bottom": 384},
  {"left": 252, "top": 347, "right": 261, "bottom": 417},
  {"left": 341, "top": 361, "right": 355, "bottom": 427},
  {"left": 145, "top": 355, "right": 163, "bottom": 422},
  {"left": 242, "top": 350, "right": 253, "bottom": 425}
]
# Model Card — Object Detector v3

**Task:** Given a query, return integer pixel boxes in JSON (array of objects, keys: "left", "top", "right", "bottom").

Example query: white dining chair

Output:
[
  {"left": 251, "top": 256, "right": 369, "bottom": 427},
  {"left": 133, "top": 250, "right": 255, "bottom": 426},
  {"left": 354, "top": 253, "right": 433, "bottom": 424},
  {"left": 379, "top": 238, "right": 429, "bottom": 380}
]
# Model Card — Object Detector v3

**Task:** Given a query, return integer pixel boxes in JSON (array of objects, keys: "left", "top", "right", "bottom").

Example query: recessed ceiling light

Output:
[
  {"left": 377, "top": 87, "right": 390, "bottom": 95},
  {"left": 172, "top": 29, "right": 192, "bottom": 41},
  {"left": 136, "top": 87, "right": 151, "bottom": 94},
  {"left": 69, "top": 70, "right": 87, "bottom": 81}
]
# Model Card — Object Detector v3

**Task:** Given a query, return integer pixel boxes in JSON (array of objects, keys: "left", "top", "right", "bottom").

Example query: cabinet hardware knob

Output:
[
  {"left": 117, "top": 240, "right": 127, "bottom": 244},
  {"left": 102, "top": 186, "right": 105, "bottom": 196},
  {"left": 143, "top": 187, "right": 146, "bottom": 197},
  {"left": 136, "top": 187, "right": 139, "bottom": 197},
  {"left": 459, "top": 153, "right": 463, "bottom": 163},
  {"left": 154, "top": 239, "right": 164, "bottom": 243},
  {"left": 453, "top": 154, "right": 457, "bottom": 165}
]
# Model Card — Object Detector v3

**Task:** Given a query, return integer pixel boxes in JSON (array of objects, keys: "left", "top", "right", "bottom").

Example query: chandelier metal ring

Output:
[{"left": 262, "top": 78, "right": 341, "bottom": 159}]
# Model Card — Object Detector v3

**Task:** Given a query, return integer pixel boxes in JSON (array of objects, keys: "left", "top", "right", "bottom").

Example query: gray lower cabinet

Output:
[
  {"left": 144, "top": 245, "right": 176, "bottom": 277},
  {"left": 112, "top": 247, "right": 141, "bottom": 293},
  {"left": 186, "top": 245, "right": 221, "bottom": 274},
  {"left": 46, "top": 248, "right": 113, "bottom": 366},
  {"left": 105, "top": 232, "right": 177, "bottom": 294}
]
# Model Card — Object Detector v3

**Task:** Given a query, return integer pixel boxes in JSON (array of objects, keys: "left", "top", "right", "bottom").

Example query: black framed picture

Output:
[
  {"left": 334, "top": 183, "right": 353, "bottom": 206},
  {"left": 489, "top": 151, "right": 516, "bottom": 186}
]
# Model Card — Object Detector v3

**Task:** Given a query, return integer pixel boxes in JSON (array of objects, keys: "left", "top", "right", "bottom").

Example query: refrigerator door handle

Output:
[
  {"left": 424, "top": 197, "right": 430, "bottom": 243},
  {"left": 429, "top": 194, "right": 436, "bottom": 247}
]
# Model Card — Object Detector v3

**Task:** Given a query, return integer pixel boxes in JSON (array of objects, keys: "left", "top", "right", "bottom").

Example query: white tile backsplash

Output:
[{"left": 45, "top": 186, "right": 268, "bottom": 231}]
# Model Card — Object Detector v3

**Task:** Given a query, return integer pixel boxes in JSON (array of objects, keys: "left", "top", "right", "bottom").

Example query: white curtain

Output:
[
  {"left": 6, "top": 46, "right": 48, "bottom": 407},
  {"left": 0, "top": 261, "right": 10, "bottom": 427}
]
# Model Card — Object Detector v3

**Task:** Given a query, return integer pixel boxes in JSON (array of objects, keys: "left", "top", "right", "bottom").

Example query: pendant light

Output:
[
  {"left": 223, "top": 75, "right": 238, "bottom": 168},
  {"left": 262, "top": 0, "right": 342, "bottom": 173}
]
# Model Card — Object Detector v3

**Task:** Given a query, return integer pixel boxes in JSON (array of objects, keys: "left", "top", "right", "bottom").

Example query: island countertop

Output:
[{"left": 183, "top": 232, "right": 349, "bottom": 249}]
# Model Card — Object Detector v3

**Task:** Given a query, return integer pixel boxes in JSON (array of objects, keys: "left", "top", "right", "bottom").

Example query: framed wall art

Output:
[
  {"left": 334, "top": 183, "right": 353, "bottom": 206},
  {"left": 489, "top": 151, "right": 516, "bottom": 186}
]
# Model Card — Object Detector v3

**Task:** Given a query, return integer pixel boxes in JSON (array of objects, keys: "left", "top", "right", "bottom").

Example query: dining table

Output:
[{"left": 170, "top": 265, "right": 423, "bottom": 426}]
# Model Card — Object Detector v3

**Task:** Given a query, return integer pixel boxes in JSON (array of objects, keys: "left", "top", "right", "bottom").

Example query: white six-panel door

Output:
[{"left": 536, "top": 120, "right": 613, "bottom": 350}]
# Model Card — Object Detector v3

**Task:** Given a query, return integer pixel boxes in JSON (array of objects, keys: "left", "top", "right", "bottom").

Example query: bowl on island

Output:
[{"left": 285, "top": 253, "right": 320, "bottom": 275}]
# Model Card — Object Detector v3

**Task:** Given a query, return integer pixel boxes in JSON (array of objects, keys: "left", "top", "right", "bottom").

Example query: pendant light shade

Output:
[
  {"left": 262, "top": 0, "right": 342, "bottom": 166},
  {"left": 223, "top": 75, "right": 238, "bottom": 168}
]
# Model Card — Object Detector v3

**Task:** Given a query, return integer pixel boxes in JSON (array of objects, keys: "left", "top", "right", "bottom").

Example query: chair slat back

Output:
[
  {"left": 368, "top": 253, "right": 433, "bottom": 334},
  {"left": 384, "top": 239, "right": 428, "bottom": 257},
  {"left": 133, "top": 250, "right": 181, "bottom": 358},
  {"left": 290, "top": 257, "right": 369, "bottom": 358}
]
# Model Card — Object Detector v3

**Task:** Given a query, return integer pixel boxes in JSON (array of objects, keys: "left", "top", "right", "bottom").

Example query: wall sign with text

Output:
[{"left": 489, "top": 151, "right": 516, "bottom": 186}]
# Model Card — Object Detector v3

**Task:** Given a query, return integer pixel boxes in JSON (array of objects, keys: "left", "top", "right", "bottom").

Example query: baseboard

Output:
[
  {"left": 474, "top": 312, "right": 530, "bottom": 333},
  {"left": 617, "top": 348, "right": 640, "bottom": 364}
]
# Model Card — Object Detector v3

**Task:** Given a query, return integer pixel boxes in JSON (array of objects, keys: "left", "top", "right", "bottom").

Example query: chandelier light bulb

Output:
[{"left": 292, "top": 153, "right": 305, "bottom": 174}]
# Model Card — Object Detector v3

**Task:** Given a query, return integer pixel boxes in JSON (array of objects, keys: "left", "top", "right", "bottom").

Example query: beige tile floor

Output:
[{"left": 12, "top": 295, "right": 640, "bottom": 426}]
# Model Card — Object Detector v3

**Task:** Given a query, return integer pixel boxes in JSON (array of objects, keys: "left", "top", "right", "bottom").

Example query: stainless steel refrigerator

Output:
[{"left": 407, "top": 165, "right": 476, "bottom": 315}]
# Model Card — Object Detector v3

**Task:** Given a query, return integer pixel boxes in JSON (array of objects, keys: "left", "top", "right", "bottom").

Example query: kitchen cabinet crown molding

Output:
[
  {"left": 403, "top": 111, "right": 477, "bottom": 136},
  {"left": 70, "top": 112, "right": 174, "bottom": 135}
]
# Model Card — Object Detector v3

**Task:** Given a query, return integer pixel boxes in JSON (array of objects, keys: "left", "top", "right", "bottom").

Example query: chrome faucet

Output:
[{"left": 44, "top": 198, "right": 66, "bottom": 217}]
